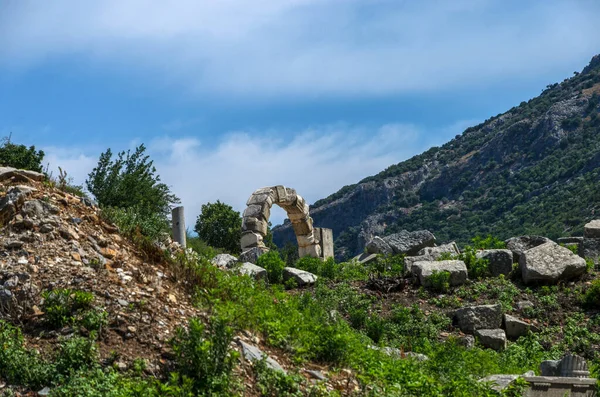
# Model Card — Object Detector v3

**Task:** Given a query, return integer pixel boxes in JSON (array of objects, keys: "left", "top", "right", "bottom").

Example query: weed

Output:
[
  {"left": 170, "top": 316, "right": 239, "bottom": 395},
  {"left": 427, "top": 270, "right": 451, "bottom": 293},
  {"left": 42, "top": 289, "right": 94, "bottom": 328},
  {"left": 256, "top": 250, "right": 286, "bottom": 284}
]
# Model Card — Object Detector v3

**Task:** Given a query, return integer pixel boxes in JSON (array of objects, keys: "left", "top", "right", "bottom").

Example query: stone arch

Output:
[{"left": 241, "top": 185, "right": 331, "bottom": 259}]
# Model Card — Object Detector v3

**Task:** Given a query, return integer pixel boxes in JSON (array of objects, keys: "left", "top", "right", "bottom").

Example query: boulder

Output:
[
  {"left": 237, "top": 340, "right": 285, "bottom": 373},
  {"left": 584, "top": 220, "right": 600, "bottom": 238},
  {"left": 404, "top": 255, "right": 430, "bottom": 274},
  {"left": 519, "top": 241, "right": 587, "bottom": 284},
  {"left": 239, "top": 247, "right": 269, "bottom": 264},
  {"left": 365, "top": 236, "right": 392, "bottom": 255},
  {"left": 582, "top": 238, "right": 600, "bottom": 265},
  {"left": 405, "top": 242, "right": 461, "bottom": 274},
  {"left": 411, "top": 260, "right": 468, "bottom": 287},
  {"left": 505, "top": 235, "right": 551, "bottom": 262},
  {"left": 454, "top": 304, "right": 503, "bottom": 333},
  {"left": 417, "top": 242, "right": 460, "bottom": 258},
  {"left": 283, "top": 267, "right": 317, "bottom": 286},
  {"left": 237, "top": 263, "right": 267, "bottom": 280},
  {"left": 0, "top": 167, "right": 44, "bottom": 183},
  {"left": 479, "top": 374, "right": 520, "bottom": 392},
  {"left": 211, "top": 254, "right": 238, "bottom": 269},
  {"left": 0, "top": 187, "right": 30, "bottom": 225},
  {"left": 475, "top": 329, "right": 506, "bottom": 351},
  {"left": 476, "top": 249, "right": 514, "bottom": 277},
  {"left": 381, "top": 230, "right": 436, "bottom": 256},
  {"left": 503, "top": 314, "right": 539, "bottom": 339}
]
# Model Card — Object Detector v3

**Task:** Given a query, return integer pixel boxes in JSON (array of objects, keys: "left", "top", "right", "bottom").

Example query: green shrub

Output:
[
  {"left": 101, "top": 206, "right": 170, "bottom": 242},
  {"left": 460, "top": 247, "right": 490, "bottom": 279},
  {"left": 54, "top": 336, "right": 98, "bottom": 376},
  {"left": 0, "top": 321, "right": 53, "bottom": 389},
  {"left": 42, "top": 289, "right": 94, "bottom": 328},
  {"left": 586, "top": 258, "right": 595, "bottom": 272},
  {"left": 0, "top": 136, "right": 45, "bottom": 172},
  {"left": 427, "top": 270, "right": 451, "bottom": 293},
  {"left": 257, "top": 251, "right": 286, "bottom": 284},
  {"left": 584, "top": 279, "right": 600, "bottom": 307},
  {"left": 471, "top": 235, "right": 506, "bottom": 249},
  {"left": 372, "top": 254, "right": 405, "bottom": 275},
  {"left": 170, "top": 317, "right": 239, "bottom": 395},
  {"left": 253, "top": 358, "right": 304, "bottom": 397},
  {"left": 295, "top": 256, "right": 322, "bottom": 274},
  {"left": 86, "top": 144, "right": 179, "bottom": 219},
  {"left": 295, "top": 257, "right": 338, "bottom": 279},
  {"left": 80, "top": 309, "right": 109, "bottom": 332}
]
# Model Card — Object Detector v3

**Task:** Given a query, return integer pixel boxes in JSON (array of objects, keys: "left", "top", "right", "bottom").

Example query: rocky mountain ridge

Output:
[{"left": 273, "top": 54, "right": 600, "bottom": 259}]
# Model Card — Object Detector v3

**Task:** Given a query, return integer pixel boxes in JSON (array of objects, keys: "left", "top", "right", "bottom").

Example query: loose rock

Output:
[
  {"left": 505, "top": 235, "right": 551, "bottom": 262},
  {"left": 237, "top": 340, "right": 285, "bottom": 373},
  {"left": 211, "top": 254, "right": 238, "bottom": 268},
  {"left": 519, "top": 241, "right": 586, "bottom": 284},
  {"left": 283, "top": 267, "right": 317, "bottom": 286},
  {"left": 475, "top": 329, "right": 506, "bottom": 351},
  {"left": 237, "top": 263, "right": 268, "bottom": 280},
  {"left": 476, "top": 249, "right": 513, "bottom": 277},
  {"left": 411, "top": 260, "right": 468, "bottom": 287},
  {"left": 503, "top": 314, "right": 539, "bottom": 339},
  {"left": 454, "top": 304, "right": 503, "bottom": 333}
]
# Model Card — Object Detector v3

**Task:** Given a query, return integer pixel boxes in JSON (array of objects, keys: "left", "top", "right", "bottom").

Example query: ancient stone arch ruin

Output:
[{"left": 241, "top": 185, "right": 333, "bottom": 259}]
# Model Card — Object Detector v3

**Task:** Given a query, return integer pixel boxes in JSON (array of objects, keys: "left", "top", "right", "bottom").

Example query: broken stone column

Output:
[
  {"left": 171, "top": 206, "right": 186, "bottom": 248},
  {"left": 314, "top": 227, "right": 334, "bottom": 259}
]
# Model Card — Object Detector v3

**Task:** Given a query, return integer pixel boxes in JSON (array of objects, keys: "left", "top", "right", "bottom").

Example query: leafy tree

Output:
[
  {"left": 0, "top": 135, "right": 45, "bottom": 173},
  {"left": 86, "top": 144, "right": 179, "bottom": 218},
  {"left": 195, "top": 201, "right": 242, "bottom": 253}
]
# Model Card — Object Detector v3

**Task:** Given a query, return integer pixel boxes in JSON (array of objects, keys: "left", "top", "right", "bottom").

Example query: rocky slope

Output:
[
  {"left": 0, "top": 167, "right": 203, "bottom": 372},
  {"left": 273, "top": 54, "right": 600, "bottom": 259}
]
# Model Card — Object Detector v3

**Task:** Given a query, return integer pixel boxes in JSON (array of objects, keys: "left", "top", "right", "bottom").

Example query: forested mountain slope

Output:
[{"left": 273, "top": 55, "right": 600, "bottom": 259}]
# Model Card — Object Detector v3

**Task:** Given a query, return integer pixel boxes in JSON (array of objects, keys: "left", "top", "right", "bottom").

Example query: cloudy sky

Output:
[{"left": 1, "top": 0, "right": 599, "bottom": 226}]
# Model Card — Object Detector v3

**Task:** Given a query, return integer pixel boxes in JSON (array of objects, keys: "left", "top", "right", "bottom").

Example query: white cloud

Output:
[
  {"left": 1, "top": 1, "right": 599, "bottom": 97},
  {"left": 44, "top": 122, "right": 425, "bottom": 227}
]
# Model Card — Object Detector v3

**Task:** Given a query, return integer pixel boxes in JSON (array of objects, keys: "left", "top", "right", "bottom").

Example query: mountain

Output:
[{"left": 273, "top": 55, "right": 600, "bottom": 259}]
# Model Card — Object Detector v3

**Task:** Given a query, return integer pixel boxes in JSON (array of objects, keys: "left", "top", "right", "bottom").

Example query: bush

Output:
[
  {"left": 0, "top": 321, "right": 52, "bottom": 389},
  {"left": 428, "top": 270, "right": 451, "bottom": 293},
  {"left": 460, "top": 247, "right": 490, "bottom": 279},
  {"left": 584, "top": 279, "right": 600, "bottom": 307},
  {"left": 86, "top": 144, "right": 179, "bottom": 219},
  {"left": 0, "top": 136, "right": 45, "bottom": 172},
  {"left": 253, "top": 358, "right": 304, "bottom": 397},
  {"left": 54, "top": 336, "right": 98, "bottom": 376},
  {"left": 170, "top": 317, "right": 239, "bottom": 395},
  {"left": 256, "top": 250, "right": 286, "bottom": 284},
  {"left": 195, "top": 201, "right": 242, "bottom": 254},
  {"left": 101, "top": 205, "right": 170, "bottom": 242},
  {"left": 471, "top": 235, "right": 506, "bottom": 249},
  {"left": 42, "top": 289, "right": 94, "bottom": 328},
  {"left": 294, "top": 256, "right": 338, "bottom": 279}
]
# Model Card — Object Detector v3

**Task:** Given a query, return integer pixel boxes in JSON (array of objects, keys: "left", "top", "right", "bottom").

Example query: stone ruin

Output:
[{"left": 241, "top": 185, "right": 333, "bottom": 260}]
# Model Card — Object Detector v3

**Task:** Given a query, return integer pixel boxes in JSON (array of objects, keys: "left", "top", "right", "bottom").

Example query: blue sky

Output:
[{"left": 1, "top": 0, "right": 599, "bottom": 226}]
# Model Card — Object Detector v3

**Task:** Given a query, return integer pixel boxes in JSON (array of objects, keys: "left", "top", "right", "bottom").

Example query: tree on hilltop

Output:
[
  {"left": 86, "top": 144, "right": 179, "bottom": 218},
  {"left": 0, "top": 135, "right": 45, "bottom": 173}
]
